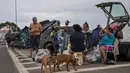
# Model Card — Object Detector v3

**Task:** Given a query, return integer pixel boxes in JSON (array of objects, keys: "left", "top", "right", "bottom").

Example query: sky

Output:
[{"left": 0, "top": 0, "right": 130, "bottom": 29}]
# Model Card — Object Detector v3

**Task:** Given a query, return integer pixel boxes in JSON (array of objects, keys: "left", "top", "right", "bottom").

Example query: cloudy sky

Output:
[{"left": 0, "top": 0, "right": 130, "bottom": 29}]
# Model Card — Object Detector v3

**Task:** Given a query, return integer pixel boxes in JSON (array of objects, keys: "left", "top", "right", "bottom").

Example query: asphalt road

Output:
[
  {"left": 77, "top": 66, "right": 130, "bottom": 73},
  {"left": 0, "top": 45, "right": 18, "bottom": 73}
]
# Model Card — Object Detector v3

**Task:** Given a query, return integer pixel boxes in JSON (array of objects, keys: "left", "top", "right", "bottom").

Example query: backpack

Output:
[{"left": 87, "top": 28, "right": 101, "bottom": 49}]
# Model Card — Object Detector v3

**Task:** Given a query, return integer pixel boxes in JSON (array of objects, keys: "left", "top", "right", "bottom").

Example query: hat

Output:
[{"left": 65, "top": 20, "right": 70, "bottom": 24}]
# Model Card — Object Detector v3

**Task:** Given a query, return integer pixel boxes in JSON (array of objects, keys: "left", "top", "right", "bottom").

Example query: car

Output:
[
  {"left": 96, "top": 2, "right": 130, "bottom": 60},
  {"left": 40, "top": 20, "right": 73, "bottom": 49}
]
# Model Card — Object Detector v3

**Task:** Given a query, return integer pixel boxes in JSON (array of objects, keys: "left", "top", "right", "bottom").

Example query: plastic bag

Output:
[
  {"left": 35, "top": 49, "right": 50, "bottom": 62},
  {"left": 86, "top": 45, "right": 101, "bottom": 63}
]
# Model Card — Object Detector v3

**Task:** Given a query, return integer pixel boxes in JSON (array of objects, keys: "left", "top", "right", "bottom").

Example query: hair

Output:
[
  {"left": 73, "top": 24, "right": 82, "bottom": 32},
  {"left": 107, "top": 26, "right": 113, "bottom": 33},
  {"left": 32, "top": 17, "right": 37, "bottom": 20},
  {"left": 83, "top": 22, "right": 89, "bottom": 30}
]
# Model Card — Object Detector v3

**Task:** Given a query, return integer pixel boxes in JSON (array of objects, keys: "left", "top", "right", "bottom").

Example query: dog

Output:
[
  {"left": 41, "top": 56, "right": 56, "bottom": 73},
  {"left": 41, "top": 44, "right": 56, "bottom": 73},
  {"left": 53, "top": 54, "right": 78, "bottom": 72}
]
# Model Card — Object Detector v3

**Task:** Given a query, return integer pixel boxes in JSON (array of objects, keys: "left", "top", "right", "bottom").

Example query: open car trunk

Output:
[
  {"left": 96, "top": 2, "right": 130, "bottom": 25},
  {"left": 96, "top": 2, "right": 130, "bottom": 60},
  {"left": 96, "top": 2, "right": 130, "bottom": 38}
]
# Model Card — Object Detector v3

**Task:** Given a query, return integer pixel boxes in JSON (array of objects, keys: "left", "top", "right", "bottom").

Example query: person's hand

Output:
[
  {"left": 30, "top": 29, "right": 35, "bottom": 32},
  {"left": 98, "top": 25, "right": 102, "bottom": 29}
]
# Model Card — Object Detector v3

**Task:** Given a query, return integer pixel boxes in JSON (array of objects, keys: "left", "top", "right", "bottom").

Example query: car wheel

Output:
[
  {"left": 43, "top": 42, "right": 53, "bottom": 49},
  {"left": 126, "top": 47, "right": 130, "bottom": 60}
]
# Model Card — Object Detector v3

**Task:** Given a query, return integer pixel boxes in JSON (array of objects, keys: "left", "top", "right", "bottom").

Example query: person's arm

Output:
[
  {"left": 35, "top": 24, "right": 42, "bottom": 32},
  {"left": 29, "top": 24, "right": 35, "bottom": 33},
  {"left": 99, "top": 26, "right": 112, "bottom": 37},
  {"left": 99, "top": 30, "right": 104, "bottom": 38}
]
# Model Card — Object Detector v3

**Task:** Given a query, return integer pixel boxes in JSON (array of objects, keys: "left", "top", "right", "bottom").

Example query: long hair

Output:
[{"left": 83, "top": 22, "right": 89, "bottom": 30}]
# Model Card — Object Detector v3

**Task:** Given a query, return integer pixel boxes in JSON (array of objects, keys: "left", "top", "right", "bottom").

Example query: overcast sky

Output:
[{"left": 0, "top": 0, "right": 130, "bottom": 29}]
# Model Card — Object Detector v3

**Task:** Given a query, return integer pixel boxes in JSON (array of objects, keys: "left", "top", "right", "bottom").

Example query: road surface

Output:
[
  {"left": 0, "top": 45, "right": 18, "bottom": 73},
  {"left": 10, "top": 48, "right": 130, "bottom": 73}
]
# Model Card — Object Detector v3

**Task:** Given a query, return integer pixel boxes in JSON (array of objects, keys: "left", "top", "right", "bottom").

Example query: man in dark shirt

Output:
[
  {"left": 70, "top": 24, "right": 85, "bottom": 65},
  {"left": 70, "top": 24, "right": 85, "bottom": 52}
]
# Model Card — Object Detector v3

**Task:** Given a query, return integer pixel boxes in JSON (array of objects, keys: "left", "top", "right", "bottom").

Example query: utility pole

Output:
[{"left": 15, "top": 0, "right": 17, "bottom": 33}]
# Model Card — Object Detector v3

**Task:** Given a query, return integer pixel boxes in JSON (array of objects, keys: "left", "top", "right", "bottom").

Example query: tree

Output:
[{"left": 0, "top": 21, "right": 21, "bottom": 32}]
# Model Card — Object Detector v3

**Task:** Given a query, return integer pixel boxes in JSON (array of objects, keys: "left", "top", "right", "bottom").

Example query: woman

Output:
[
  {"left": 83, "top": 22, "right": 91, "bottom": 42},
  {"left": 70, "top": 24, "right": 85, "bottom": 65},
  {"left": 98, "top": 25, "right": 115, "bottom": 63}
]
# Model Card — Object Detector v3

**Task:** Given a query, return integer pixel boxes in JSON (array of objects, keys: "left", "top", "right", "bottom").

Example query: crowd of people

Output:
[{"left": 28, "top": 17, "right": 119, "bottom": 65}]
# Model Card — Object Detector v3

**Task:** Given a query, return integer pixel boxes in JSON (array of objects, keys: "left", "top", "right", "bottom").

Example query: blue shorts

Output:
[{"left": 30, "top": 35, "right": 40, "bottom": 50}]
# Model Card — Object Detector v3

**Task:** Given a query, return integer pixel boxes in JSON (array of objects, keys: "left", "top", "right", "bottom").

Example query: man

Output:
[{"left": 29, "top": 17, "right": 42, "bottom": 58}]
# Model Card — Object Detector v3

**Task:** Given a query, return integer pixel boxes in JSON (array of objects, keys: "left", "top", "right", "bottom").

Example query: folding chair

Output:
[{"left": 106, "top": 45, "right": 116, "bottom": 64}]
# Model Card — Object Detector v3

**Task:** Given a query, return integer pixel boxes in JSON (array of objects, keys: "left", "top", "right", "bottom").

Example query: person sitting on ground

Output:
[
  {"left": 70, "top": 24, "right": 85, "bottom": 65},
  {"left": 98, "top": 25, "right": 115, "bottom": 63}
]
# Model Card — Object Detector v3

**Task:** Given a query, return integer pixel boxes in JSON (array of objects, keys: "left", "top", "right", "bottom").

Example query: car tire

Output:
[
  {"left": 43, "top": 42, "right": 53, "bottom": 49},
  {"left": 126, "top": 47, "right": 130, "bottom": 61}
]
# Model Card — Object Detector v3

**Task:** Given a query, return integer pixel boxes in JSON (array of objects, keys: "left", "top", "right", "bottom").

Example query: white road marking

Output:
[
  {"left": 56, "top": 63, "right": 130, "bottom": 73},
  {"left": 7, "top": 47, "right": 29, "bottom": 73},
  {"left": 15, "top": 49, "right": 28, "bottom": 58},
  {"left": 20, "top": 58, "right": 32, "bottom": 61},
  {"left": 23, "top": 67, "right": 41, "bottom": 70},
  {"left": 22, "top": 62, "right": 35, "bottom": 65}
]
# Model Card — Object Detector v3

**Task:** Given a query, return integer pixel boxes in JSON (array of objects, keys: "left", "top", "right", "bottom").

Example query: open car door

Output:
[{"left": 96, "top": 2, "right": 130, "bottom": 25}]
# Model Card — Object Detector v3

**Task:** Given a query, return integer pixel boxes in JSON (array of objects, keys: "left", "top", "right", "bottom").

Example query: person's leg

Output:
[
  {"left": 99, "top": 46, "right": 106, "bottom": 63},
  {"left": 30, "top": 36, "right": 35, "bottom": 57},
  {"left": 35, "top": 35, "right": 40, "bottom": 54}
]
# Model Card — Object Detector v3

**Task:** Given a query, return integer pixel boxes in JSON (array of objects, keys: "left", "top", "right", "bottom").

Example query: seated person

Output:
[{"left": 98, "top": 25, "right": 115, "bottom": 63}]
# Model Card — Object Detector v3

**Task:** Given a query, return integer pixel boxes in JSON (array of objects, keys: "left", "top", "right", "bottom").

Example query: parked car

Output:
[
  {"left": 96, "top": 2, "right": 130, "bottom": 60},
  {"left": 40, "top": 20, "right": 73, "bottom": 49}
]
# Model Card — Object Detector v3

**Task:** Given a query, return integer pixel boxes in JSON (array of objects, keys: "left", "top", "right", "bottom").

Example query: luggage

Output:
[{"left": 87, "top": 28, "right": 101, "bottom": 50}]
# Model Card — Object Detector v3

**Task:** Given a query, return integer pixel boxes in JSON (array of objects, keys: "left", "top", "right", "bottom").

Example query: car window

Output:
[{"left": 111, "top": 4, "right": 126, "bottom": 17}]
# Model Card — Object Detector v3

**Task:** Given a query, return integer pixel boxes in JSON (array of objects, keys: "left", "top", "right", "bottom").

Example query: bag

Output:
[
  {"left": 35, "top": 49, "right": 50, "bottom": 62},
  {"left": 85, "top": 45, "right": 101, "bottom": 63},
  {"left": 87, "top": 28, "right": 101, "bottom": 49},
  {"left": 117, "top": 31, "right": 123, "bottom": 39}
]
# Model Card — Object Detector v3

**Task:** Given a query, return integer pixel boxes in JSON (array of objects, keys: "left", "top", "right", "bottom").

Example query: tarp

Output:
[{"left": 0, "top": 26, "right": 9, "bottom": 31}]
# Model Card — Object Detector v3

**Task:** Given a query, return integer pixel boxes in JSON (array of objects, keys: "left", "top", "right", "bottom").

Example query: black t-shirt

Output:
[{"left": 70, "top": 32, "right": 85, "bottom": 52}]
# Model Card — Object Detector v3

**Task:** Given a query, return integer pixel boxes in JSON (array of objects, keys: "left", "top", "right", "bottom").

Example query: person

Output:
[
  {"left": 5, "top": 30, "right": 12, "bottom": 46},
  {"left": 82, "top": 22, "right": 91, "bottom": 51},
  {"left": 98, "top": 25, "right": 115, "bottom": 63},
  {"left": 65, "top": 20, "right": 70, "bottom": 26},
  {"left": 50, "top": 22, "right": 60, "bottom": 55},
  {"left": 70, "top": 24, "right": 85, "bottom": 65},
  {"left": 29, "top": 17, "right": 42, "bottom": 58}
]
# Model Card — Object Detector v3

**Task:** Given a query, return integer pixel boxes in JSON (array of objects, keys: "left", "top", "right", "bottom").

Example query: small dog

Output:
[
  {"left": 41, "top": 56, "right": 56, "bottom": 73},
  {"left": 53, "top": 54, "right": 78, "bottom": 72},
  {"left": 41, "top": 44, "right": 56, "bottom": 73}
]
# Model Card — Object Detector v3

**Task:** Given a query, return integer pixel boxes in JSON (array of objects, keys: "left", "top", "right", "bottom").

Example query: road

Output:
[
  {"left": 76, "top": 67, "right": 130, "bottom": 73},
  {"left": 11, "top": 49, "right": 130, "bottom": 73},
  {"left": 1, "top": 44, "right": 130, "bottom": 73},
  {"left": 0, "top": 45, "right": 18, "bottom": 73}
]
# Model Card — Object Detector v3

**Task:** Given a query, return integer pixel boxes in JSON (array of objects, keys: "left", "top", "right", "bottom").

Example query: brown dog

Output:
[
  {"left": 53, "top": 54, "right": 78, "bottom": 72},
  {"left": 41, "top": 56, "right": 56, "bottom": 73}
]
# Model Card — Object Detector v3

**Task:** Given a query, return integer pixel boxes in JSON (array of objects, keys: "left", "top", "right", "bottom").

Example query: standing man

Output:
[{"left": 29, "top": 17, "right": 42, "bottom": 58}]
